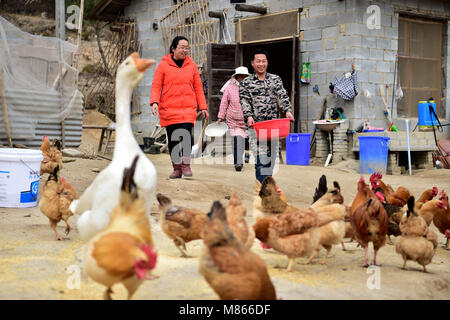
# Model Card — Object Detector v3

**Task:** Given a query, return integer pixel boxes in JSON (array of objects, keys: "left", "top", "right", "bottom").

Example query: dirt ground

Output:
[{"left": 1, "top": 142, "right": 450, "bottom": 300}]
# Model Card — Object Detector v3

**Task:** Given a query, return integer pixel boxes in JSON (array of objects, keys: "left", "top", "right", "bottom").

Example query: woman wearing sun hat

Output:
[{"left": 217, "top": 66, "right": 250, "bottom": 171}]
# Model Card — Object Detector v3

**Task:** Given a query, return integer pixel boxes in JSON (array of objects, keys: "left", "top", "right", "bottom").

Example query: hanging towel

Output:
[
  {"left": 333, "top": 71, "right": 358, "bottom": 100},
  {"left": 301, "top": 62, "right": 311, "bottom": 84}
]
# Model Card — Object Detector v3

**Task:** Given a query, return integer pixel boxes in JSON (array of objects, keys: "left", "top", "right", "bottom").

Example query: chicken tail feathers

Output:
[
  {"left": 208, "top": 201, "right": 226, "bottom": 221},
  {"left": 312, "top": 175, "right": 328, "bottom": 203},
  {"left": 156, "top": 193, "right": 172, "bottom": 209},
  {"left": 407, "top": 196, "right": 415, "bottom": 217},
  {"left": 121, "top": 156, "right": 139, "bottom": 199},
  {"left": 48, "top": 165, "right": 60, "bottom": 182}
]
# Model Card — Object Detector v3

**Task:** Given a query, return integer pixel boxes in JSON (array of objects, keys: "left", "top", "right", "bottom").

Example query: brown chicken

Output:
[
  {"left": 38, "top": 166, "right": 77, "bottom": 240},
  {"left": 372, "top": 188, "right": 403, "bottom": 244},
  {"left": 370, "top": 172, "right": 410, "bottom": 207},
  {"left": 343, "top": 205, "right": 354, "bottom": 243},
  {"left": 396, "top": 196, "right": 438, "bottom": 272},
  {"left": 84, "top": 156, "right": 158, "bottom": 300},
  {"left": 199, "top": 201, "right": 276, "bottom": 300},
  {"left": 226, "top": 193, "right": 255, "bottom": 250},
  {"left": 417, "top": 190, "right": 448, "bottom": 226},
  {"left": 40, "top": 136, "right": 63, "bottom": 175},
  {"left": 156, "top": 193, "right": 207, "bottom": 257},
  {"left": 253, "top": 181, "right": 347, "bottom": 271},
  {"left": 432, "top": 190, "right": 450, "bottom": 249},
  {"left": 253, "top": 178, "right": 288, "bottom": 223},
  {"left": 351, "top": 176, "right": 388, "bottom": 267},
  {"left": 254, "top": 177, "right": 300, "bottom": 220},
  {"left": 415, "top": 187, "right": 439, "bottom": 211},
  {"left": 305, "top": 178, "right": 346, "bottom": 264},
  {"left": 310, "top": 180, "right": 344, "bottom": 209}
]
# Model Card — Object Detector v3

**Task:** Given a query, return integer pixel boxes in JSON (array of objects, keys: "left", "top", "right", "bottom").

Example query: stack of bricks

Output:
[
  {"left": 314, "top": 129, "right": 330, "bottom": 161},
  {"left": 387, "top": 152, "right": 401, "bottom": 175},
  {"left": 332, "top": 122, "right": 349, "bottom": 162}
]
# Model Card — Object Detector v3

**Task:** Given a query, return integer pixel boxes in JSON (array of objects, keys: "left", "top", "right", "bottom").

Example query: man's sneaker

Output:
[{"left": 235, "top": 165, "right": 243, "bottom": 172}]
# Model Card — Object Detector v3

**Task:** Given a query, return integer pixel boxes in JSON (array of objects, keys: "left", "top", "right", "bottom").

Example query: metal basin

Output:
[{"left": 313, "top": 120, "right": 346, "bottom": 132}]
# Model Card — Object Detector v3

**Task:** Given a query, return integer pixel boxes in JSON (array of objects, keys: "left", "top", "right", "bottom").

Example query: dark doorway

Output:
[
  {"left": 241, "top": 39, "right": 299, "bottom": 132},
  {"left": 242, "top": 40, "right": 294, "bottom": 102}
]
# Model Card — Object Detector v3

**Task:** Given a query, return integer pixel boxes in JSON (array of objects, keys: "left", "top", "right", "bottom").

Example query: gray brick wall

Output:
[
  {"left": 120, "top": 0, "right": 450, "bottom": 140},
  {"left": 299, "top": 0, "right": 450, "bottom": 140}
]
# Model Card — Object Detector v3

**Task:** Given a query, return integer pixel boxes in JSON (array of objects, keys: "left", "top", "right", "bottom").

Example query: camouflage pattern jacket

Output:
[{"left": 239, "top": 72, "right": 292, "bottom": 122}]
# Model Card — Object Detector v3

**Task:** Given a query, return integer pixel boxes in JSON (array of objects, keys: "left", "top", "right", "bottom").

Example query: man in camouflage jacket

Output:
[{"left": 239, "top": 49, "right": 294, "bottom": 183}]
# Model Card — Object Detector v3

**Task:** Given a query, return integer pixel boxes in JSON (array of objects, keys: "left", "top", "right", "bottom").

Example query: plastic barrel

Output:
[
  {"left": 358, "top": 136, "right": 390, "bottom": 174},
  {"left": 0, "top": 148, "right": 43, "bottom": 208},
  {"left": 286, "top": 133, "right": 311, "bottom": 166},
  {"left": 418, "top": 100, "right": 438, "bottom": 126}
]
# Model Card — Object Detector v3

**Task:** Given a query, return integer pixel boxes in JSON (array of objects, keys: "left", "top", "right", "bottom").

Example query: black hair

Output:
[
  {"left": 250, "top": 49, "right": 269, "bottom": 61},
  {"left": 170, "top": 36, "right": 189, "bottom": 54}
]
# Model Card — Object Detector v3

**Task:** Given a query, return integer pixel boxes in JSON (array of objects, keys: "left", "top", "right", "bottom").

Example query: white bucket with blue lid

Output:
[{"left": 0, "top": 148, "right": 44, "bottom": 208}]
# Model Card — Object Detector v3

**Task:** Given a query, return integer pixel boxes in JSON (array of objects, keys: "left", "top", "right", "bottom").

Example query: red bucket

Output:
[{"left": 251, "top": 118, "right": 291, "bottom": 140}]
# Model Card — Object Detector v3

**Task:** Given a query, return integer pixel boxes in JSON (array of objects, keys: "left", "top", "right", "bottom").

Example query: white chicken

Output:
[{"left": 71, "top": 53, "right": 157, "bottom": 240}]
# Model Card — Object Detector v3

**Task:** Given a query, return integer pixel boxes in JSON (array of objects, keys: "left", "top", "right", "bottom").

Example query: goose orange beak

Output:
[{"left": 130, "top": 52, "right": 156, "bottom": 72}]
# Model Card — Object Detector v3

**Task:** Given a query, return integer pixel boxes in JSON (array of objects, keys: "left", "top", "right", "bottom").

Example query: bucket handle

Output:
[
  {"left": 289, "top": 135, "right": 300, "bottom": 143},
  {"left": 20, "top": 159, "right": 40, "bottom": 175}
]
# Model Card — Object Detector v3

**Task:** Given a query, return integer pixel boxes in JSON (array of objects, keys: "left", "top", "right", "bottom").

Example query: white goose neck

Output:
[{"left": 114, "top": 77, "right": 136, "bottom": 149}]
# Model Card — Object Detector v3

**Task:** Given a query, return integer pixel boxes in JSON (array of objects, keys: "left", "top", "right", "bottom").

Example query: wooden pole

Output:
[
  {"left": 208, "top": 11, "right": 223, "bottom": 19},
  {"left": 235, "top": 4, "right": 267, "bottom": 15},
  {"left": 56, "top": 0, "right": 66, "bottom": 148},
  {"left": 0, "top": 69, "right": 12, "bottom": 147},
  {"left": 73, "top": 0, "right": 85, "bottom": 70}
]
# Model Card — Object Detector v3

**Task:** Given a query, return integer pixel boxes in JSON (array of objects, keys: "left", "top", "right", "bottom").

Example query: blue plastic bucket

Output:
[
  {"left": 418, "top": 100, "right": 438, "bottom": 126},
  {"left": 286, "top": 133, "right": 311, "bottom": 166},
  {"left": 358, "top": 136, "right": 390, "bottom": 174}
]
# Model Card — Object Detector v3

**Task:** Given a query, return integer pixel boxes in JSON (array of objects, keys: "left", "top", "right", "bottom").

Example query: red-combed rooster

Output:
[
  {"left": 350, "top": 176, "right": 389, "bottom": 267},
  {"left": 369, "top": 172, "right": 410, "bottom": 207},
  {"left": 414, "top": 187, "right": 439, "bottom": 211},
  {"left": 84, "top": 156, "right": 158, "bottom": 300}
]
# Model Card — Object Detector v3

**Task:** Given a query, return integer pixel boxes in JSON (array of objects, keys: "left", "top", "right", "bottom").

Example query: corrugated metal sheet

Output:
[{"left": 0, "top": 88, "right": 83, "bottom": 147}]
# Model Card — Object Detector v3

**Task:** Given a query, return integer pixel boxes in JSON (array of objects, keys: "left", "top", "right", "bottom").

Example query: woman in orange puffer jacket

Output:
[{"left": 151, "top": 36, "right": 208, "bottom": 179}]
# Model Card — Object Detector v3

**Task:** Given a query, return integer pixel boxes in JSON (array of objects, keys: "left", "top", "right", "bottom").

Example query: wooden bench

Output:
[{"left": 82, "top": 124, "right": 115, "bottom": 155}]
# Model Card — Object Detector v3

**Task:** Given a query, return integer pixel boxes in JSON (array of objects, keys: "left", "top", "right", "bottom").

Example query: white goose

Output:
[{"left": 71, "top": 53, "right": 157, "bottom": 241}]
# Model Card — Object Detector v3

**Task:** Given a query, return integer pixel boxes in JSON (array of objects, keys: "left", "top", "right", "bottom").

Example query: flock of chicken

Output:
[{"left": 35, "top": 53, "right": 450, "bottom": 300}]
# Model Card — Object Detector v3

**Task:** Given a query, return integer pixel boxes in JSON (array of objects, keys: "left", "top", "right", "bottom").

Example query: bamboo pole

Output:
[
  {"left": 290, "top": 35, "right": 296, "bottom": 133},
  {"left": 0, "top": 69, "right": 12, "bottom": 147},
  {"left": 56, "top": 0, "right": 66, "bottom": 148},
  {"left": 73, "top": 0, "right": 84, "bottom": 70}
]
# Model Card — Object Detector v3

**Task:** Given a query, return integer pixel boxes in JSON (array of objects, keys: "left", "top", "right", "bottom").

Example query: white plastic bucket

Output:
[{"left": 0, "top": 148, "right": 44, "bottom": 208}]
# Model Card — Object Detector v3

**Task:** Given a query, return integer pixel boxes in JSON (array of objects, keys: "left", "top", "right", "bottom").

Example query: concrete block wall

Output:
[
  {"left": 299, "top": 0, "right": 450, "bottom": 136},
  {"left": 124, "top": 0, "right": 304, "bottom": 134},
  {"left": 122, "top": 0, "right": 450, "bottom": 140},
  {"left": 124, "top": 0, "right": 175, "bottom": 134},
  {"left": 352, "top": 131, "right": 438, "bottom": 152}
]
